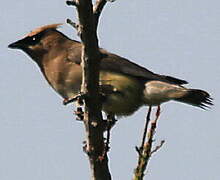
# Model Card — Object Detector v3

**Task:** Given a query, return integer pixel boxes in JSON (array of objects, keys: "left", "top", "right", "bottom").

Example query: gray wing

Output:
[
  {"left": 67, "top": 42, "right": 188, "bottom": 85},
  {"left": 100, "top": 51, "right": 188, "bottom": 85}
]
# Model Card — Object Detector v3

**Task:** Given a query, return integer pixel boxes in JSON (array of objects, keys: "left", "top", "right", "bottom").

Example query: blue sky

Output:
[{"left": 1, "top": 0, "right": 220, "bottom": 179}]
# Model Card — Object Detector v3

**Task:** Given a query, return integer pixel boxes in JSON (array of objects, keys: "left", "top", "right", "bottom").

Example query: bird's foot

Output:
[
  {"left": 98, "top": 115, "right": 117, "bottom": 161},
  {"left": 101, "top": 115, "right": 117, "bottom": 131}
]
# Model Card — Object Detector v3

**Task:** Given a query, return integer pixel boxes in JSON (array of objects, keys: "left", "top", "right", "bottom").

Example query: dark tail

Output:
[{"left": 175, "top": 89, "right": 213, "bottom": 109}]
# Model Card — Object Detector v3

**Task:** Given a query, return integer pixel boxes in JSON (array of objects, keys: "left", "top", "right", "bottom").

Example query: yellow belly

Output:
[{"left": 100, "top": 71, "right": 144, "bottom": 116}]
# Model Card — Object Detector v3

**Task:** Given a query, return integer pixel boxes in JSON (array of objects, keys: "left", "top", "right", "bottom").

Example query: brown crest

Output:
[{"left": 25, "top": 23, "right": 63, "bottom": 37}]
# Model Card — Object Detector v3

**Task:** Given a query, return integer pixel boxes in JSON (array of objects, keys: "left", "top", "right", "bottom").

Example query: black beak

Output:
[{"left": 8, "top": 39, "right": 24, "bottom": 49}]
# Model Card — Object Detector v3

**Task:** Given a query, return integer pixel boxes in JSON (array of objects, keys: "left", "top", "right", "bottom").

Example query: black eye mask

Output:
[{"left": 23, "top": 31, "right": 46, "bottom": 46}]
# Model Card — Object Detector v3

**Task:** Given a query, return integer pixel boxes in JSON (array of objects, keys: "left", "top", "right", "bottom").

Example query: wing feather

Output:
[{"left": 67, "top": 42, "right": 188, "bottom": 85}]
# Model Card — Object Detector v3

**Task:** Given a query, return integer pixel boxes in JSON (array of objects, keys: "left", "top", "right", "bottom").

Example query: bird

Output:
[{"left": 8, "top": 23, "right": 212, "bottom": 118}]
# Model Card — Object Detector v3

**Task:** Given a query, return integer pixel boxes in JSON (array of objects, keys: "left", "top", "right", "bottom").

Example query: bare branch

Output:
[
  {"left": 68, "top": 0, "right": 112, "bottom": 179},
  {"left": 133, "top": 106, "right": 164, "bottom": 180}
]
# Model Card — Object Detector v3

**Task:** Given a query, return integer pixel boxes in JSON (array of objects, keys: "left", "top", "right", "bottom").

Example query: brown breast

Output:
[{"left": 41, "top": 55, "right": 82, "bottom": 99}]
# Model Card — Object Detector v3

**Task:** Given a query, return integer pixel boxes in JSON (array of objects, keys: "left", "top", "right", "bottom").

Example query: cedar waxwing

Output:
[{"left": 8, "top": 24, "right": 212, "bottom": 116}]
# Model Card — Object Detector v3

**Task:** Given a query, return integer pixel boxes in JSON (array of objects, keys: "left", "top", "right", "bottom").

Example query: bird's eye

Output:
[
  {"left": 24, "top": 32, "right": 45, "bottom": 46},
  {"left": 32, "top": 37, "right": 36, "bottom": 41},
  {"left": 26, "top": 35, "right": 40, "bottom": 45}
]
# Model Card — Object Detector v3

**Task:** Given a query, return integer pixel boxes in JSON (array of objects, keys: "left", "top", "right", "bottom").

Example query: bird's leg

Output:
[
  {"left": 102, "top": 114, "right": 117, "bottom": 131},
  {"left": 109, "top": 115, "right": 117, "bottom": 129},
  {"left": 104, "top": 115, "right": 112, "bottom": 153},
  {"left": 99, "top": 114, "right": 117, "bottom": 161},
  {"left": 155, "top": 105, "right": 161, "bottom": 121}
]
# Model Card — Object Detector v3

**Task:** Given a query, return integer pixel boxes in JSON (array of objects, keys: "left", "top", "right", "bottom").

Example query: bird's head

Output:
[{"left": 8, "top": 23, "right": 65, "bottom": 63}]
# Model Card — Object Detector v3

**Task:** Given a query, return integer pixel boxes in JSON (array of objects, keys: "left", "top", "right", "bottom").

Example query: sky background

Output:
[{"left": 1, "top": 0, "right": 220, "bottom": 179}]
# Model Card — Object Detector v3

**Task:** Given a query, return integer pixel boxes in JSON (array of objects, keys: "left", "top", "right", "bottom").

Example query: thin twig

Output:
[
  {"left": 133, "top": 106, "right": 164, "bottom": 180},
  {"left": 66, "top": 19, "right": 81, "bottom": 35},
  {"left": 151, "top": 140, "right": 165, "bottom": 155},
  {"left": 140, "top": 106, "right": 152, "bottom": 152},
  {"left": 93, "top": 0, "right": 110, "bottom": 30},
  {"left": 66, "top": 19, "right": 78, "bottom": 29},
  {"left": 66, "top": 0, "right": 79, "bottom": 7},
  {"left": 93, "top": 0, "right": 107, "bottom": 15},
  {"left": 63, "top": 92, "right": 86, "bottom": 105},
  {"left": 135, "top": 146, "right": 142, "bottom": 157}
]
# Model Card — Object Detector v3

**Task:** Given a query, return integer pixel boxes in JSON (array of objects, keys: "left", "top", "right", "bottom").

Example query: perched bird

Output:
[{"left": 8, "top": 24, "right": 212, "bottom": 117}]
